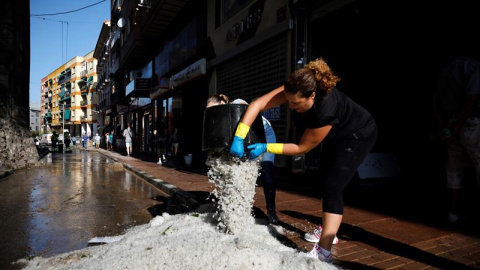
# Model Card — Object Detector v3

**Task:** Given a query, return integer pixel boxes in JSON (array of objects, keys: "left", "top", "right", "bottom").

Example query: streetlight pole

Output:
[{"left": 60, "top": 102, "right": 65, "bottom": 151}]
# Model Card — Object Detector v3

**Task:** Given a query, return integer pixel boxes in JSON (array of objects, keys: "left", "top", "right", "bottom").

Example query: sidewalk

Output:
[{"left": 93, "top": 148, "right": 480, "bottom": 270}]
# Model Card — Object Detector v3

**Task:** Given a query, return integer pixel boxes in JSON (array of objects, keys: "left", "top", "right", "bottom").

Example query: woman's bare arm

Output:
[
  {"left": 240, "top": 85, "right": 286, "bottom": 126},
  {"left": 282, "top": 125, "right": 332, "bottom": 155}
]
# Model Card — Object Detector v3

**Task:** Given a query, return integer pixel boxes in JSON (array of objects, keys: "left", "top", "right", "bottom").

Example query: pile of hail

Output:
[{"left": 206, "top": 151, "right": 260, "bottom": 234}]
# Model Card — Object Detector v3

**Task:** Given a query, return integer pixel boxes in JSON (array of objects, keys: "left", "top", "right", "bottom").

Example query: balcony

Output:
[
  {"left": 60, "top": 96, "right": 71, "bottom": 103},
  {"left": 120, "top": 0, "right": 189, "bottom": 68}
]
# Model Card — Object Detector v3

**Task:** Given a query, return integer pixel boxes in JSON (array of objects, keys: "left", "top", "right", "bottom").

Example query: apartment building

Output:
[
  {"left": 29, "top": 102, "right": 41, "bottom": 131},
  {"left": 41, "top": 51, "right": 98, "bottom": 137}
]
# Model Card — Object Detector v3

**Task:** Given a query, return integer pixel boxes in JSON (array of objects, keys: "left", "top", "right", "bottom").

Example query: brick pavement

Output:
[{"left": 94, "top": 148, "right": 480, "bottom": 270}]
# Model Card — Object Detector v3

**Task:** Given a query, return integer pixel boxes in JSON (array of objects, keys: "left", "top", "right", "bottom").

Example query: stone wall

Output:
[
  {"left": 0, "top": 118, "right": 38, "bottom": 171},
  {"left": 0, "top": 0, "right": 38, "bottom": 171}
]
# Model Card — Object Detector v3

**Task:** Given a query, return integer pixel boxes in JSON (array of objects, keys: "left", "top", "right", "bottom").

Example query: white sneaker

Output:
[
  {"left": 308, "top": 243, "right": 333, "bottom": 263},
  {"left": 157, "top": 160, "right": 162, "bottom": 165},
  {"left": 304, "top": 225, "right": 339, "bottom": 244}
]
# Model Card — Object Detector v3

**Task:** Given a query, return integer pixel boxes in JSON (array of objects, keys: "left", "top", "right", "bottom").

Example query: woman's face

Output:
[{"left": 284, "top": 91, "right": 315, "bottom": 113}]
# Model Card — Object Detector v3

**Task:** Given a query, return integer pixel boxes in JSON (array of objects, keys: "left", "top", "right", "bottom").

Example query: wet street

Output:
[{"left": 0, "top": 150, "right": 169, "bottom": 269}]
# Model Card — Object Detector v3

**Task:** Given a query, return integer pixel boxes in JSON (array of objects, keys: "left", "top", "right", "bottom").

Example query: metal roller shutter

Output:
[{"left": 217, "top": 33, "right": 289, "bottom": 154}]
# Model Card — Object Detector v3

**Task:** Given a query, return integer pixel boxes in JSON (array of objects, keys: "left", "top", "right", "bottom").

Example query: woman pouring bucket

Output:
[{"left": 230, "top": 58, "right": 377, "bottom": 263}]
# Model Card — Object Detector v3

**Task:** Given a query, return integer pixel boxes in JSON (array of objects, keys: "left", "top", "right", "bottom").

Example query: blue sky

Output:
[{"left": 30, "top": 0, "right": 110, "bottom": 104}]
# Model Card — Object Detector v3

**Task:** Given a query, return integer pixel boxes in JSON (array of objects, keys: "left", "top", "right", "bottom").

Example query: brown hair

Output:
[
  {"left": 207, "top": 94, "right": 229, "bottom": 105},
  {"left": 285, "top": 58, "right": 340, "bottom": 98}
]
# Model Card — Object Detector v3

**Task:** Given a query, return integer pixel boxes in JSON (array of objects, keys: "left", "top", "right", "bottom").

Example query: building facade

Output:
[
  {"left": 92, "top": 0, "right": 480, "bottom": 180},
  {"left": 93, "top": 20, "right": 111, "bottom": 147},
  {"left": 206, "top": 0, "right": 292, "bottom": 167},
  {"left": 103, "top": 0, "right": 208, "bottom": 166},
  {"left": 41, "top": 51, "right": 98, "bottom": 137},
  {"left": 29, "top": 102, "right": 41, "bottom": 131}
]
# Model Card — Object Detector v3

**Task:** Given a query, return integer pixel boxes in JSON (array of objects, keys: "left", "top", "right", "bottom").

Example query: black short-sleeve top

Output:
[{"left": 292, "top": 88, "right": 375, "bottom": 142}]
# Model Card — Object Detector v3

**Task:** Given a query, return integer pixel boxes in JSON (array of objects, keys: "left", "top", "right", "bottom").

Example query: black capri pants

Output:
[{"left": 320, "top": 123, "right": 378, "bottom": 215}]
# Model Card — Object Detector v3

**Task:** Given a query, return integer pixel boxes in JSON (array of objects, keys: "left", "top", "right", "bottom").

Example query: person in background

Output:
[
  {"left": 123, "top": 124, "right": 134, "bottom": 157},
  {"left": 206, "top": 94, "right": 280, "bottom": 224},
  {"left": 105, "top": 132, "right": 110, "bottom": 150},
  {"left": 433, "top": 56, "right": 480, "bottom": 225},
  {"left": 71, "top": 135, "right": 76, "bottom": 146},
  {"left": 171, "top": 123, "right": 179, "bottom": 158},
  {"left": 51, "top": 131, "right": 59, "bottom": 151},
  {"left": 206, "top": 94, "right": 229, "bottom": 107},
  {"left": 109, "top": 131, "right": 114, "bottom": 151},
  {"left": 82, "top": 133, "right": 89, "bottom": 149},
  {"left": 230, "top": 58, "right": 377, "bottom": 263},
  {"left": 64, "top": 131, "right": 71, "bottom": 151},
  {"left": 155, "top": 118, "right": 167, "bottom": 165},
  {"left": 94, "top": 133, "right": 101, "bottom": 149}
]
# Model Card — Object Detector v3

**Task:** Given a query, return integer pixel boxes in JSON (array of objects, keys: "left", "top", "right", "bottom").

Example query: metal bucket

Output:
[{"left": 202, "top": 104, "right": 266, "bottom": 153}]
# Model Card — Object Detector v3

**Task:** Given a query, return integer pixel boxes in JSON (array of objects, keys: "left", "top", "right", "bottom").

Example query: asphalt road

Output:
[{"left": 0, "top": 150, "right": 169, "bottom": 270}]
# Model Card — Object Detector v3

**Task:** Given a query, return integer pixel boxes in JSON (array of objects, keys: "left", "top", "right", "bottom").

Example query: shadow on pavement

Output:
[
  {"left": 283, "top": 210, "right": 474, "bottom": 270},
  {"left": 339, "top": 223, "right": 475, "bottom": 270}
]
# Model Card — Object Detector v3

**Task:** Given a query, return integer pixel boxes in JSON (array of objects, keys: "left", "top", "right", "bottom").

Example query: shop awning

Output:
[
  {"left": 77, "top": 77, "right": 87, "bottom": 85},
  {"left": 65, "top": 109, "right": 71, "bottom": 120}
]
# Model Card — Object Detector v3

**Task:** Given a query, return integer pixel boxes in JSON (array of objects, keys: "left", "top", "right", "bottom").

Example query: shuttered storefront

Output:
[{"left": 216, "top": 33, "right": 289, "bottom": 166}]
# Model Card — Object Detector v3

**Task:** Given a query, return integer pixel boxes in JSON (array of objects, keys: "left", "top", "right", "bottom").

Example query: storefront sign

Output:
[
  {"left": 126, "top": 78, "right": 151, "bottom": 97},
  {"left": 135, "top": 78, "right": 151, "bottom": 90},
  {"left": 225, "top": 0, "right": 264, "bottom": 44},
  {"left": 261, "top": 106, "right": 281, "bottom": 121},
  {"left": 170, "top": 58, "right": 206, "bottom": 89},
  {"left": 150, "top": 77, "right": 170, "bottom": 99}
]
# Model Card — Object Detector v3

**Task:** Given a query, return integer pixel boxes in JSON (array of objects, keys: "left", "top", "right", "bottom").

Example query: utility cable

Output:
[
  {"left": 30, "top": 0, "right": 106, "bottom": 17},
  {"left": 32, "top": 17, "right": 104, "bottom": 24}
]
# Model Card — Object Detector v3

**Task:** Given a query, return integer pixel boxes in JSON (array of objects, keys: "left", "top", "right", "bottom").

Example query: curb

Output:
[
  {"left": 0, "top": 169, "right": 13, "bottom": 180},
  {"left": 95, "top": 149, "right": 200, "bottom": 210}
]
